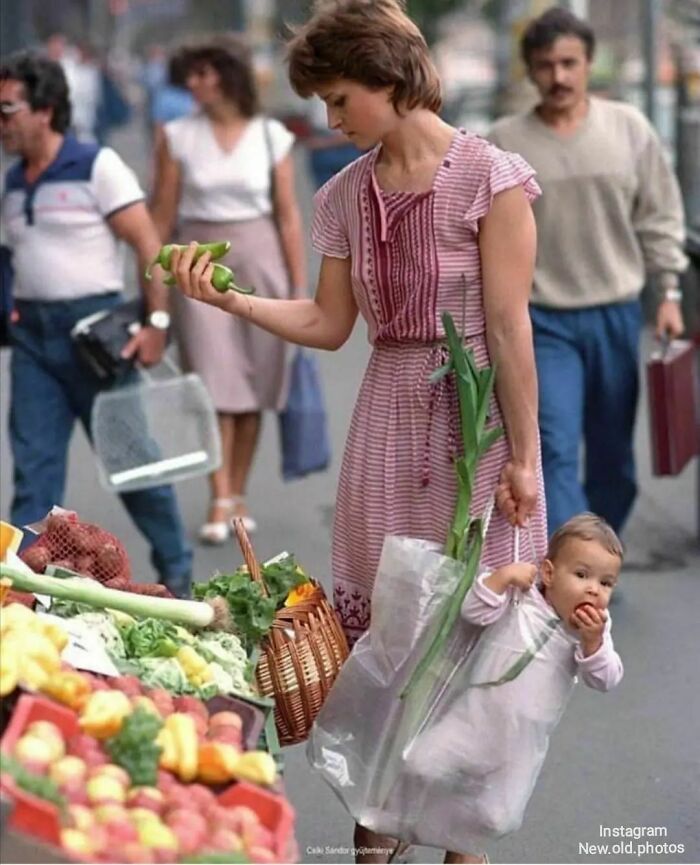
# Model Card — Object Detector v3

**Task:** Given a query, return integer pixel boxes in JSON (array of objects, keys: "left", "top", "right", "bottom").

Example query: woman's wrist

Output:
[{"left": 510, "top": 453, "right": 538, "bottom": 472}]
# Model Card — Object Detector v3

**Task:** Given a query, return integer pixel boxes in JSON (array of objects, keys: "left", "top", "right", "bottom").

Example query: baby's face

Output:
[{"left": 541, "top": 537, "right": 621, "bottom": 625}]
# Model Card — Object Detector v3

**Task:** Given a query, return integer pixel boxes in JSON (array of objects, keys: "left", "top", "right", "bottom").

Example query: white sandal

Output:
[
  {"left": 230, "top": 495, "right": 257, "bottom": 534},
  {"left": 198, "top": 497, "right": 235, "bottom": 545}
]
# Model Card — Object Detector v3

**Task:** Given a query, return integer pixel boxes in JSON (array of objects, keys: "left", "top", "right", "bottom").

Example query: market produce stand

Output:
[{"left": 0, "top": 511, "right": 347, "bottom": 864}]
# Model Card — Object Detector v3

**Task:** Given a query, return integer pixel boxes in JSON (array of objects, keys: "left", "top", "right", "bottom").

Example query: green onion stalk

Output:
[
  {"left": 402, "top": 311, "right": 504, "bottom": 701},
  {"left": 370, "top": 311, "right": 504, "bottom": 808}
]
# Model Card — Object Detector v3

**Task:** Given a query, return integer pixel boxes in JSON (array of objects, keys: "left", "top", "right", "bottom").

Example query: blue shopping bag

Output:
[{"left": 278, "top": 348, "right": 331, "bottom": 481}]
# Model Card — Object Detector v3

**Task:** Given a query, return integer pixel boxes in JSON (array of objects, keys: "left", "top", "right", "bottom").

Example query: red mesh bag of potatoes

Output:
[{"left": 20, "top": 507, "right": 132, "bottom": 584}]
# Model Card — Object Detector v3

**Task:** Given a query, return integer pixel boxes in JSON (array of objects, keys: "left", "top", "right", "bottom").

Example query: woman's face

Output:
[
  {"left": 316, "top": 79, "right": 398, "bottom": 149},
  {"left": 185, "top": 63, "right": 223, "bottom": 108}
]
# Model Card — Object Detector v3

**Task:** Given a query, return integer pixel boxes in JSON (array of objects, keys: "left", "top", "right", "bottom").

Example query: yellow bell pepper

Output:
[
  {"left": 3, "top": 629, "right": 61, "bottom": 690},
  {"left": 41, "top": 670, "right": 92, "bottom": 711},
  {"left": 0, "top": 647, "right": 19, "bottom": 696},
  {"left": 176, "top": 646, "right": 212, "bottom": 686},
  {"left": 1, "top": 602, "right": 37, "bottom": 633},
  {"left": 38, "top": 620, "right": 69, "bottom": 652},
  {"left": 164, "top": 713, "right": 198, "bottom": 782},
  {"left": 79, "top": 690, "right": 132, "bottom": 739},
  {"left": 28, "top": 631, "right": 61, "bottom": 668},
  {"left": 230, "top": 750, "right": 277, "bottom": 786},
  {"left": 17, "top": 656, "right": 51, "bottom": 691},
  {"left": 156, "top": 727, "right": 179, "bottom": 773}
]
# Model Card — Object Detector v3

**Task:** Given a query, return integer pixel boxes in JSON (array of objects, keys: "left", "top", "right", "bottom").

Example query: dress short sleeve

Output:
[
  {"left": 311, "top": 178, "right": 350, "bottom": 259},
  {"left": 464, "top": 144, "right": 541, "bottom": 234},
  {"left": 92, "top": 147, "right": 145, "bottom": 217}
]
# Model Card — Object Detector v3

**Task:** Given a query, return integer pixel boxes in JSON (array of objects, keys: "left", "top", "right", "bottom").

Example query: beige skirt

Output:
[{"left": 173, "top": 217, "right": 290, "bottom": 413}]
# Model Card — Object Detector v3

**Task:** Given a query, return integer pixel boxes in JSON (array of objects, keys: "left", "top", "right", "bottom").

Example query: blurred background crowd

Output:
[{"left": 1, "top": 0, "right": 698, "bottom": 326}]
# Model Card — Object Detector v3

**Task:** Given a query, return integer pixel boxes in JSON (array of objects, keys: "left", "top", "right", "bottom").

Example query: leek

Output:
[
  {"left": 401, "top": 311, "right": 502, "bottom": 700},
  {"left": 371, "top": 312, "right": 504, "bottom": 807},
  {"left": 0, "top": 564, "right": 214, "bottom": 629}
]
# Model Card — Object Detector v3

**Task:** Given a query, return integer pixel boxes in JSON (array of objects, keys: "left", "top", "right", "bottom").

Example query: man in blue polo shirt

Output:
[{"left": 0, "top": 51, "right": 192, "bottom": 596}]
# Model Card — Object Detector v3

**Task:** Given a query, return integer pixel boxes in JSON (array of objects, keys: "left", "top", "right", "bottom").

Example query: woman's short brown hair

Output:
[
  {"left": 173, "top": 33, "right": 259, "bottom": 117},
  {"left": 286, "top": 0, "right": 441, "bottom": 114}
]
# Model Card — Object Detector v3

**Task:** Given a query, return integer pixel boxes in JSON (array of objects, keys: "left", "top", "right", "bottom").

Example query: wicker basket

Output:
[{"left": 233, "top": 518, "right": 349, "bottom": 746}]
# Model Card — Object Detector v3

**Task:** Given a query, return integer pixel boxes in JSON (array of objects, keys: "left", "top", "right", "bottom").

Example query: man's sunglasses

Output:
[{"left": 0, "top": 101, "right": 29, "bottom": 117}]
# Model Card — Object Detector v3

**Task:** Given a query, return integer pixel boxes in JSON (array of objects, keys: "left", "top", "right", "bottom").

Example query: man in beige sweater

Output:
[{"left": 489, "top": 7, "right": 687, "bottom": 536}]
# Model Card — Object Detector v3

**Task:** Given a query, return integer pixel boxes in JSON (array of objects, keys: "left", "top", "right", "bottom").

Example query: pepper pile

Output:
[{"left": 0, "top": 603, "right": 68, "bottom": 695}]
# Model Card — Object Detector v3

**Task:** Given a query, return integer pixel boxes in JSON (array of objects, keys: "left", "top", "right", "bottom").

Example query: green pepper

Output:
[
  {"left": 210, "top": 262, "right": 255, "bottom": 294},
  {"left": 145, "top": 241, "right": 231, "bottom": 279},
  {"left": 163, "top": 262, "right": 254, "bottom": 295}
]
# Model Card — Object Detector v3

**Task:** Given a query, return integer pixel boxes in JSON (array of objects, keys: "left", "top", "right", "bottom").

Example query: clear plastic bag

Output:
[
  {"left": 309, "top": 531, "right": 576, "bottom": 854},
  {"left": 308, "top": 534, "right": 481, "bottom": 838}
]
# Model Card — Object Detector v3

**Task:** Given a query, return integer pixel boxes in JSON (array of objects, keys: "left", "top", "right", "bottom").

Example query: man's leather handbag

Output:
[
  {"left": 646, "top": 339, "right": 699, "bottom": 476},
  {"left": 71, "top": 299, "right": 144, "bottom": 382}
]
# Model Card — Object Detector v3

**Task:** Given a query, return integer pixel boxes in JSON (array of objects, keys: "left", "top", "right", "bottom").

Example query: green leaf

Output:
[
  {"left": 429, "top": 362, "right": 452, "bottom": 384},
  {"left": 475, "top": 364, "right": 497, "bottom": 434},
  {"left": 477, "top": 425, "right": 505, "bottom": 459}
]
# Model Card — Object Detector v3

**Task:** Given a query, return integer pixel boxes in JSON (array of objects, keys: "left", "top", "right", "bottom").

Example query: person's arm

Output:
[
  {"left": 632, "top": 126, "right": 687, "bottom": 339},
  {"left": 461, "top": 563, "right": 530, "bottom": 627},
  {"left": 149, "top": 127, "right": 181, "bottom": 242},
  {"left": 574, "top": 616, "right": 624, "bottom": 692},
  {"left": 479, "top": 186, "right": 539, "bottom": 526},
  {"left": 170, "top": 244, "right": 358, "bottom": 351},
  {"left": 108, "top": 202, "right": 170, "bottom": 366},
  {"left": 272, "top": 153, "right": 307, "bottom": 298}
]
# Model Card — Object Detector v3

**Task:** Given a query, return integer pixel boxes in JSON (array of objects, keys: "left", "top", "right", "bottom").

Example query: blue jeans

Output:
[
  {"left": 9, "top": 294, "right": 193, "bottom": 596},
  {"left": 530, "top": 300, "right": 642, "bottom": 536}
]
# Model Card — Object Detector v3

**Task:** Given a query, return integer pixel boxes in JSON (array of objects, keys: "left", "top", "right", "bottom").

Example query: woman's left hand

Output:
[{"left": 495, "top": 460, "right": 538, "bottom": 527}]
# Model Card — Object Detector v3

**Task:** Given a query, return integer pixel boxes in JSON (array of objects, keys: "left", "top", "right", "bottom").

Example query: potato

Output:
[
  {"left": 21, "top": 544, "right": 51, "bottom": 573},
  {"left": 73, "top": 555, "right": 95, "bottom": 576},
  {"left": 93, "top": 544, "right": 124, "bottom": 582}
]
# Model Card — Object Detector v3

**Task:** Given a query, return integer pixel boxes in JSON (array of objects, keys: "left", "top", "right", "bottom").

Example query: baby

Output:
[
  {"left": 465, "top": 511, "right": 624, "bottom": 688},
  {"left": 392, "top": 513, "right": 624, "bottom": 855}
]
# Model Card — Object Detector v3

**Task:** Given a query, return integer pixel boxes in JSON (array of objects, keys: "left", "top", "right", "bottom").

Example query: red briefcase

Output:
[{"left": 646, "top": 339, "right": 700, "bottom": 476}]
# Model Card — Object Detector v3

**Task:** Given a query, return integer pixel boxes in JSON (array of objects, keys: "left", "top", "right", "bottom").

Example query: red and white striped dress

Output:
[{"left": 312, "top": 129, "right": 548, "bottom": 645}]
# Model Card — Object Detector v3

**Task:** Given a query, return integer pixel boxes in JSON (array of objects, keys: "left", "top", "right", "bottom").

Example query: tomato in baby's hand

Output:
[{"left": 575, "top": 602, "right": 597, "bottom": 614}]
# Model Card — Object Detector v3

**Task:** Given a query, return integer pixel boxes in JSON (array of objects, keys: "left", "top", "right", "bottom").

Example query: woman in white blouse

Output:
[{"left": 151, "top": 34, "right": 307, "bottom": 541}]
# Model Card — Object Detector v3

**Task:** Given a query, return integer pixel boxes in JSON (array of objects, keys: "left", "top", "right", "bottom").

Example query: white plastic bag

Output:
[
  {"left": 379, "top": 590, "right": 577, "bottom": 850},
  {"left": 307, "top": 534, "right": 482, "bottom": 838},
  {"left": 309, "top": 531, "right": 576, "bottom": 854}
]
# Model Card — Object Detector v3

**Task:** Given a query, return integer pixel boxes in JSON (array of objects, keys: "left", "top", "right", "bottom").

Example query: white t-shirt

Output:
[
  {"left": 2, "top": 138, "right": 145, "bottom": 301},
  {"left": 164, "top": 114, "right": 295, "bottom": 222}
]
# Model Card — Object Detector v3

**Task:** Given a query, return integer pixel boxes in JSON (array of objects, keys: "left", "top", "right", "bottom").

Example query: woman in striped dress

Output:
[{"left": 171, "top": 1, "right": 547, "bottom": 861}]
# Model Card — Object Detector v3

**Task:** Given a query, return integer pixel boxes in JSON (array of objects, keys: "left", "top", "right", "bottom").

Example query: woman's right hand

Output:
[
  {"left": 170, "top": 243, "right": 242, "bottom": 313},
  {"left": 495, "top": 459, "right": 538, "bottom": 527}
]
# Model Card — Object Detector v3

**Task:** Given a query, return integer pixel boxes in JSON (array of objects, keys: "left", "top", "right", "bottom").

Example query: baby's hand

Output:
[
  {"left": 570, "top": 603, "right": 607, "bottom": 656},
  {"left": 485, "top": 562, "right": 537, "bottom": 594}
]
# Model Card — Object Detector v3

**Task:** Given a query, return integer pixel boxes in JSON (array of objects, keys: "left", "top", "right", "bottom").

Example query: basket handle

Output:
[{"left": 231, "top": 517, "right": 268, "bottom": 596}]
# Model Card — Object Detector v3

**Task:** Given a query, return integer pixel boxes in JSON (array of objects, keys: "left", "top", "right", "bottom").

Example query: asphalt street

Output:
[{"left": 0, "top": 117, "right": 698, "bottom": 865}]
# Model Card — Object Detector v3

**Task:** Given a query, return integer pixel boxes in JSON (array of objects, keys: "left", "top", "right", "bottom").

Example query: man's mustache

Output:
[{"left": 549, "top": 85, "right": 572, "bottom": 96}]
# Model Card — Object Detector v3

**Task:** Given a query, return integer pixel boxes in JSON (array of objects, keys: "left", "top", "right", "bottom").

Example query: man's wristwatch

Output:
[
  {"left": 662, "top": 288, "right": 682, "bottom": 304},
  {"left": 658, "top": 273, "right": 681, "bottom": 304},
  {"left": 147, "top": 310, "right": 171, "bottom": 330}
]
